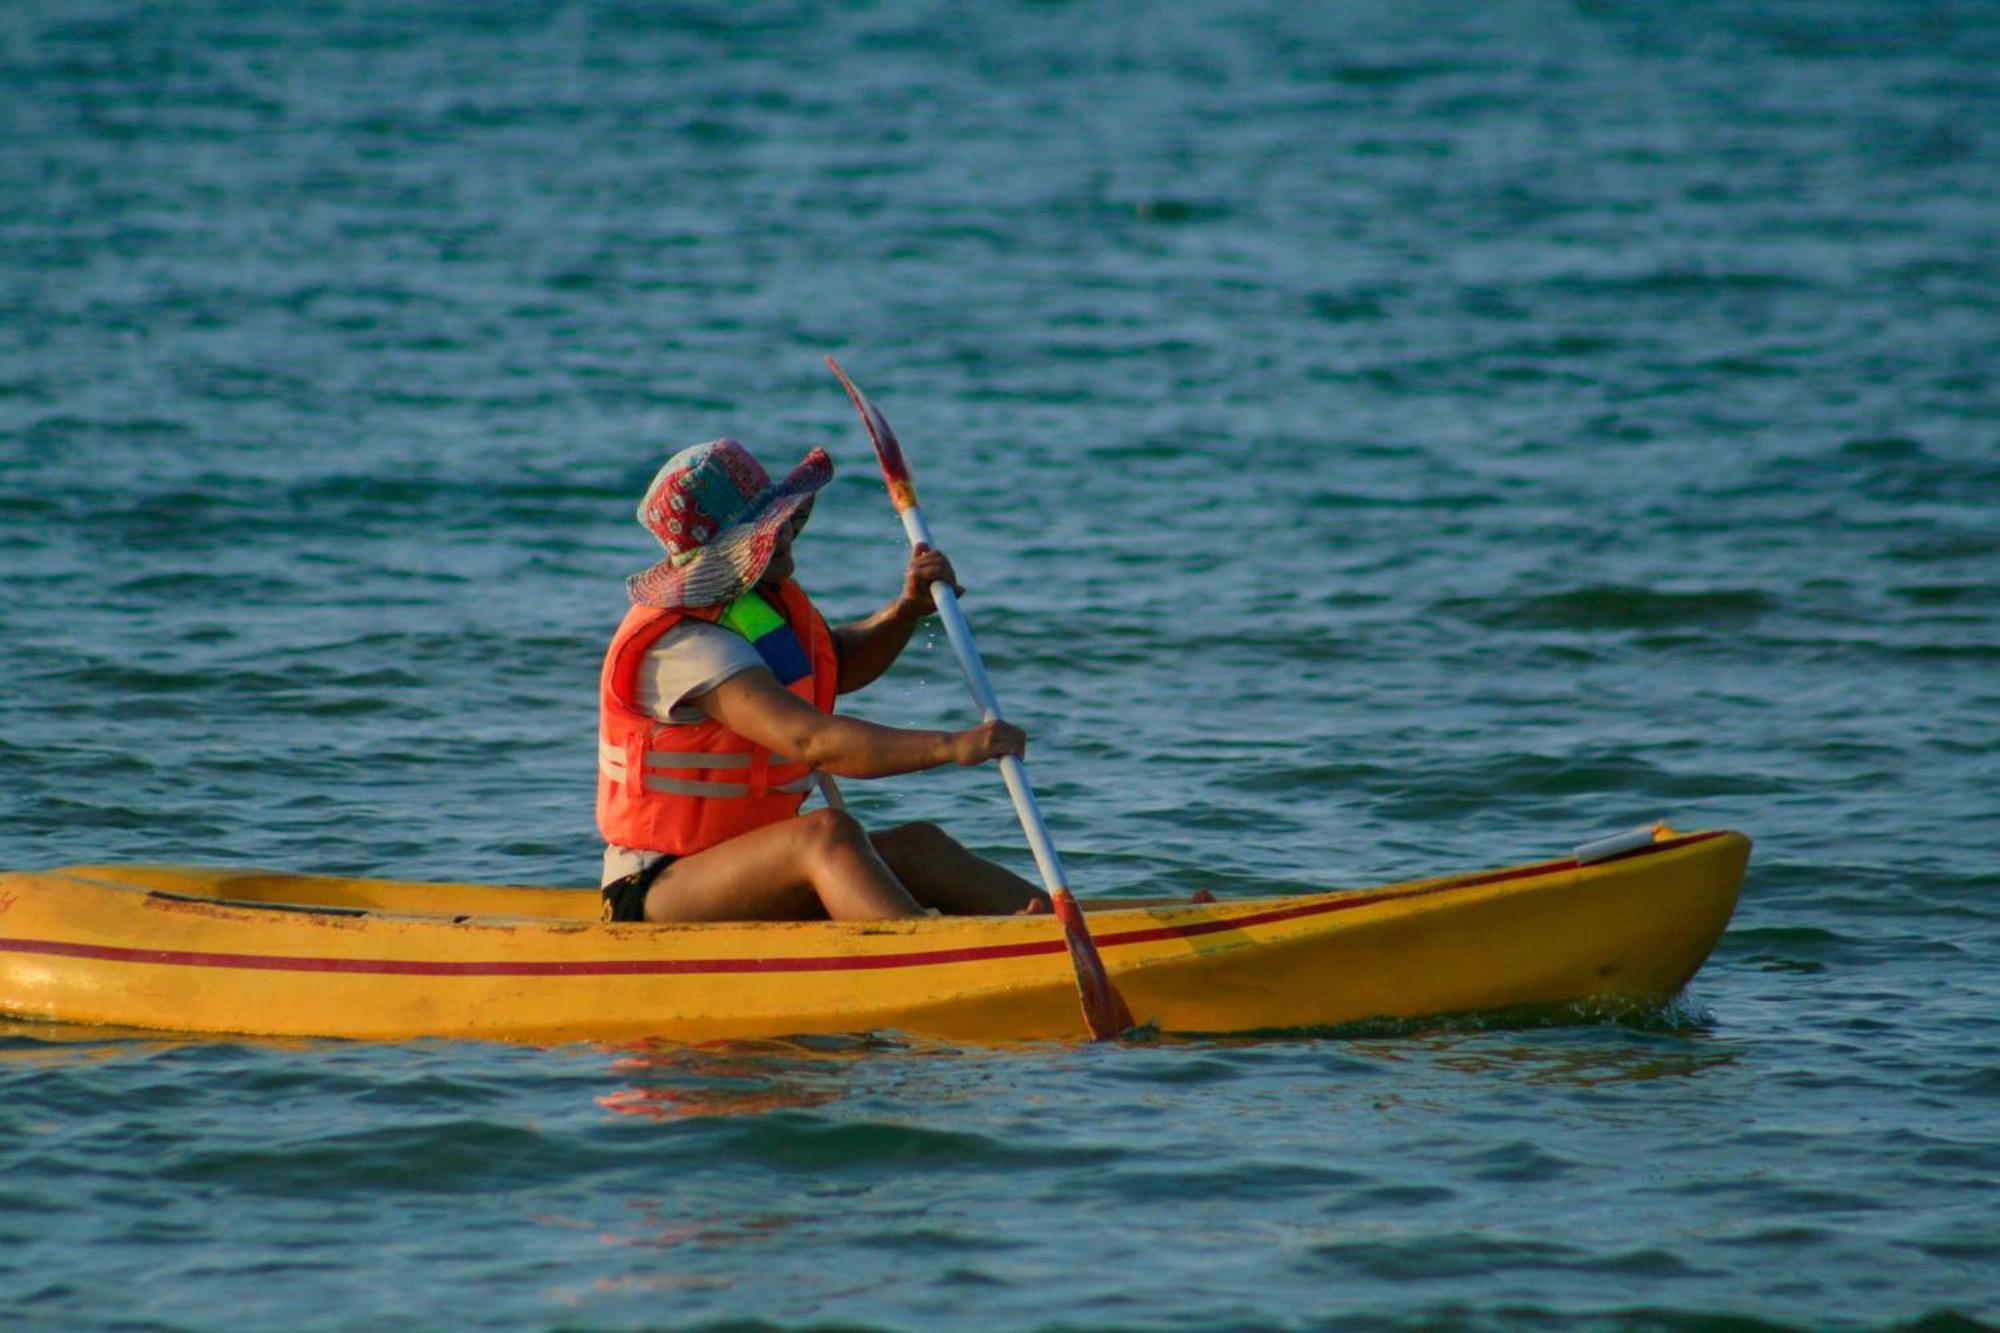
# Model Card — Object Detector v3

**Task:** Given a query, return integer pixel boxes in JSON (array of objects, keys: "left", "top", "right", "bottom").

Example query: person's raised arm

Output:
[
  {"left": 696, "top": 665, "right": 1021, "bottom": 780},
  {"left": 829, "top": 543, "right": 962, "bottom": 694}
]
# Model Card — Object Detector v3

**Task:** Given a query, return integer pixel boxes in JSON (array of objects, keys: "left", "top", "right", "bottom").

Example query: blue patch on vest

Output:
[{"left": 753, "top": 624, "right": 812, "bottom": 685}]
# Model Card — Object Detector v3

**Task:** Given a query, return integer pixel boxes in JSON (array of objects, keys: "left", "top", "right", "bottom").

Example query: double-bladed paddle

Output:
[{"left": 825, "top": 355, "right": 1132, "bottom": 1041}]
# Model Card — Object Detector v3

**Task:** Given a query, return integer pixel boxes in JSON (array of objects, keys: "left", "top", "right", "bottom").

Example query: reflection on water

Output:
[
  {"left": 585, "top": 1039, "right": 858, "bottom": 1274},
  {"left": 595, "top": 1035, "right": 884, "bottom": 1121},
  {"left": 598, "top": 1078, "right": 842, "bottom": 1121},
  {"left": 0, "top": 1018, "right": 184, "bottom": 1065}
]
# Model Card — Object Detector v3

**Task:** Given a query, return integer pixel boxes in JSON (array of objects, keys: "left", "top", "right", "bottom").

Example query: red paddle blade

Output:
[
  {"left": 1051, "top": 889, "right": 1135, "bottom": 1040},
  {"left": 825, "top": 356, "right": 918, "bottom": 509}
]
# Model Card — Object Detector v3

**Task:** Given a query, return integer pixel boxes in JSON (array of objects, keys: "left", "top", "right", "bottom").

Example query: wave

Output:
[{"left": 1437, "top": 585, "right": 1778, "bottom": 631}]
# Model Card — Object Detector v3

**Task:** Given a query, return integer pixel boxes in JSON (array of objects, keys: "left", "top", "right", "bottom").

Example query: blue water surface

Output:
[{"left": 2, "top": 1, "right": 1995, "bottom": 1328}]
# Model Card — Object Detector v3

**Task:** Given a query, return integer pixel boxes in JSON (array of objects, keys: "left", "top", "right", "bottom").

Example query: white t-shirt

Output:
[
  {"left": 601, "top": 622, "right": 775, "bottom": 887},
  {"left": 634, "top": 621, "right": 768, "bottom": 725}
]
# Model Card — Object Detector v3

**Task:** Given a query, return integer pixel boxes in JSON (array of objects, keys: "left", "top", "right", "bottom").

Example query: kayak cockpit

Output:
[{"left": 51, "top": 864, "right": 604, "bottom": 922}]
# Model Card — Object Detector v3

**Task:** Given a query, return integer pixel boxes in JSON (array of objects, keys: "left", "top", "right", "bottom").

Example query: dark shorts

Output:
[{"left": 600, "top": 855, "right": 675, "bottom": 923}]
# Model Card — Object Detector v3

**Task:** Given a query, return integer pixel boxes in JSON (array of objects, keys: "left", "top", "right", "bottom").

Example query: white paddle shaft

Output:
[{"left": 896, "top": 505, "right": 1071, "bottom": 895}]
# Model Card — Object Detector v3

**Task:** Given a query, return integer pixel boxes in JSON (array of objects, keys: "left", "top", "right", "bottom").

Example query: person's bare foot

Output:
[{"left": 1015, "top": 896, "right": 1051, "bottom": 915}]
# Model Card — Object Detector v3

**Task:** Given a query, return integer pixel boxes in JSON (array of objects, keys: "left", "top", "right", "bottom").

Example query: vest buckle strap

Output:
[{"left": 622, "top": 734, "right": 648, "bottom": 799}]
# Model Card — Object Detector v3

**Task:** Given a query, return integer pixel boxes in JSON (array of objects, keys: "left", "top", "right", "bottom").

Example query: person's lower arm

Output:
[
  {"left": 792, "top": 715, "right": 1024, "bottom": 779},
  {"left": 798, "top": 713, "right": 955, "bottom": 778},
  {"left": 833, "top": 544, "right": 961, "bottom": 693},
  {"left": 699, "top": 667, "right": 1023, "bottom": 778},
  {"left": 832, "top": 603, "right": 922, "bottom": 694}
]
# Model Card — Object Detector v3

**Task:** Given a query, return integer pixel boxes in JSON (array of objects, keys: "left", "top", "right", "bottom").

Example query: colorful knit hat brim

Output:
[{"left": 625, "top": 442, "right": 833, "bottom": 610}]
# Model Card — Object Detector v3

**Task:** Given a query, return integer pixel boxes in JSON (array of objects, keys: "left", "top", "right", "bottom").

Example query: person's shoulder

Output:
[
  {"left": 651, "top": 618, "right": 762, "bottom": 666},
  {"left": 656, "top": 618, "right": 729, "bottom": 647}
]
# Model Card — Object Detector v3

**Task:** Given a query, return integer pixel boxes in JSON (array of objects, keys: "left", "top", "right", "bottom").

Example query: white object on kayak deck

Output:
[{"left": 1574, "top": 822, "right": 1667, "bottom": 865}]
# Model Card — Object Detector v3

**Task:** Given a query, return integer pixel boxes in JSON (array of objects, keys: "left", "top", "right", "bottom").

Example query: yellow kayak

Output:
[{"left": 0, "top": 828, "right": 1748, "bottom": 1043}]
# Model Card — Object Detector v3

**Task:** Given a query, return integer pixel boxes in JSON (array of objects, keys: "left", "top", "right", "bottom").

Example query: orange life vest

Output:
[{"left": 596, "top": 578, "right": 839, "bottom": 856}]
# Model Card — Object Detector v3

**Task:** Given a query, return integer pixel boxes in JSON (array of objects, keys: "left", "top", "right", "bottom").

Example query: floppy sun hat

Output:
[{"left": 626, "top": 437, "right": 834, "bottom": 609}]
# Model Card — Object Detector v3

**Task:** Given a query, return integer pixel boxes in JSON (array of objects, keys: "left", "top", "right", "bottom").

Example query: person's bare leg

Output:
[
  {"left": 644, "top": 809, "right": 925, "bottom": 923},
  {"left": 869, "top": 822, "right": 1050, "bottom": 916}
]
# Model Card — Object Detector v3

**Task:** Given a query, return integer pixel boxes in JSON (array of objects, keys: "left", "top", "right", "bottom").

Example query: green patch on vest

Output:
[{"left": 718, "top": 591, "right": 786, "bottom": 642}]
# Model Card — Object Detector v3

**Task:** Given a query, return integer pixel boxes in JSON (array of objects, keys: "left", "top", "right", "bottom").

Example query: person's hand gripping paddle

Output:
[{"left": 826, "top": 356, "right": 1133, "bottom": 1041}]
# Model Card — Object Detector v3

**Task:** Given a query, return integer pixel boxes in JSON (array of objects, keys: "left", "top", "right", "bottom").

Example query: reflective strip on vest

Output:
[{"left": 599, "top": 741, "right": 818, "bottom": 798}]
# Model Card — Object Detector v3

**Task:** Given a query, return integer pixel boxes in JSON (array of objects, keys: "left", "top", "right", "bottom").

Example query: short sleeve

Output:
[{"left": 634, "top": 621, "right": 768, "bottom": 723}]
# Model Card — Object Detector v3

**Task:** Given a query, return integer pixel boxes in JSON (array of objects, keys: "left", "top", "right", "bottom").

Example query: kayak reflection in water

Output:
[{"left": 596, "top": 438, "right": 1051, "bottom": 924}]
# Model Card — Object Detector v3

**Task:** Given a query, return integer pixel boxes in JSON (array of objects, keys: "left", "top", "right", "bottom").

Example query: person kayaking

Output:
[{"left": 597, "top": 437, "right": 1052, "bottom": 924}]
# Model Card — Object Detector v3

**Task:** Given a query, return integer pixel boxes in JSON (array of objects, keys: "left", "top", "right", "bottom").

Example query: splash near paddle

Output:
[{"left": 825, "top": 355, "right": 1134, "bottom": 1041}]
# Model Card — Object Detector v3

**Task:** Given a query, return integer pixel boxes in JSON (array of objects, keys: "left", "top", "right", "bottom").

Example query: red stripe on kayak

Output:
[
  {"left": 0, "top": 932, "right": 1066, "bottom": 976},
  {"left": 1, "top": 834, "right": 1720, "bottom": 979}
]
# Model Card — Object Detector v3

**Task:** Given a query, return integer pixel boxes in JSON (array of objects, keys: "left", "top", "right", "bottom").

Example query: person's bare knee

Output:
[
  {"left": 796, "top": 806, "right": 871, "bottom": 858},
  {"left": 785, "top": 808, "right": 923, "bottom": 919},
  {"left": 873, "top": 819, "right": 948, "bottom": 862}
]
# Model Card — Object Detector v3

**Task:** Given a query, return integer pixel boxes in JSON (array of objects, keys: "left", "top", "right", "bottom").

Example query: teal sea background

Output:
[{"left": 2, "top": 1, "right": 1996, "bottom": 1328}]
